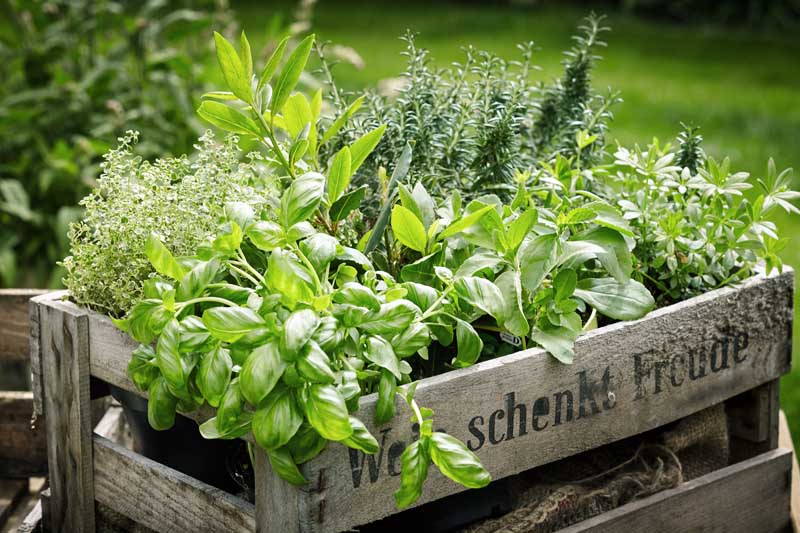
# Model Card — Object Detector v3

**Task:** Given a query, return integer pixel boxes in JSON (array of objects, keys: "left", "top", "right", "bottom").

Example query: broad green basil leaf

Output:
[
  {"left": 412, "top": 182, "right": 436, "bottom": 229},
  {"left": 518, "top": 233, "right": 558, "bottom": 293},
  {"left": 178, "top": 258, "right": 221, "bottom": 301},
  {"left": 454, "top": 251, "right": 505, "bottom": 278},
  {"left": 342, "top": 416, "right": 379, "bottom": 454},
  {"left": 330, "top": 185, "right": 367, "bottom": 222},
  {"left": 266, "top": 249, "right": 315, "bottom": 306},
  {"left": 374, "top": 370, "right": 396, "bottom": 425},
  {"left": 297, "top": 341, "right": 336, "bottom": 383},
  {"left": 281, "top": 172, "right": 325, "bottom": 228},
  {"left": 364, "top": 336, "right": 402, "bottom": 379},
  {"left": 143, "top": 279, "right": 174, "bottom": 300},
  {"left": 213, "top": 31, "right": 253, "bottom": 102},
  {"left": 454, "top": 277, "right": 505, "bottom": 320},
  {"left": 300, "top": 233, "right": 339, "bottom": 273},
  {"left": 126, "top": 299, "right": 173, "bottom": 344},
  {"left": 392, "top": 205, "right": 427, "bottom": 253},
  {"left": 284, "top": 93, "right": 317, "bottom": 154},
  {"left": 430, "top": 322, "right": 454, "bottom": 347},
  {"left": 360, "top": 300, "right": 420, "bottom": 335},
  {"left": 335, "top": 247, "right": 373, "bottom": 270},
  {"left": 390, "top": 322, "right": 431, "bottom": 358},
  {"left": 430, "top": 432, "right": 491, "bottom": 489},
  {"left": 145, "top": 233, "right": 186, "bottom": 281},
  {"left": 225, "top": 201, "right": 256, "bottom": 230},
  {"left": 506, "top": 209, "right": 538, "bottom": 251},
  {"left": 398, "top": 183, "right": 424, "bottom": 224},
  {"left": 240, "top": 341, "right": 286, "bottom": 406},
  {"left": 531, "top": 326, "right": 578, "bottom": 364},
  {"left": 333, "top": 282, "right": 380, "bottom": 311},
  {"left": 305, "top": 384, "right": 353, "bottom": 441},
  {"left": 199, "top": 413, "right": 252, "bottom": 440},
  {"left": 584, "top": 201, "right": 634, "bottom": 237},
  {"left": 257, "top": 35, "right": 288, "bottom": 91},
  {"left": 349, "top": 125, "right": 386, "bottom": 174},
  {"left": 267, "top": 446, "right": 307, "bottom": 486},
  {"left": 282, "top": 309, "right": 320, "bottom": 358},
  {"left": 217, "top": 379, "right": 244, "bottom": 433},
  {"left": 246, "top": 220, "right": 285, "bottom": 251},
  {"left": 271, "top": 34, "right": 315, "bottom": 115},
  {"left": 401, "top": 282, "right": 438, "bottom": 311},
  {"left": 338, "top": 370, "right": 361, "bottom": 406},
  {"left": 128, "top": 344, "right": 159, "bottom": 392},
  {"left": 197, "top": 101, "right": 261, "bottom": 136},
  {"left": 203, "top": 306, "right": 265, "bottom": 343},
  {"left": 312, "top": 316, "right": 344, "bottom": 352},
  {"left": 574, "top": 278, "right": 655, "bottom": 320},
  {"left": 147, "top": 376, "right": 178, "bottom": 431},
  {"left": 554, "top": 269, "right": 577, "bottom": 302},
  {"left": 207, "top": 284, "right": 254, "bottom": 305},
  {"left": 287, "top": 423, "right": 327, "bottom": 464},
  {"left": 286, "top": 221, "right": 316, "bottom": 242},
  {"left": 197, "top": 344, "right": 232, "bottom": 407},
  {"left": 394, "top": 438, "right": 430, "bottom": 509},
  {"left": 572, "top": 227, "right": 632, "bottom": 283},
  {"left": 212, "top": 222, "right": 243, "bottom": 255},
  {"left": 494, "top": 270, "right": 529, "bottom": 337},
  {"left": 333, "top": 304, "right": 370, "bottom": 328},
  {"left": 452, "top": 318, "right": 483, "bottom": 368},
  {"left": 327, "top": 147, "right": 352, "bottom": 204},
  {"left": 440, "top": 204, "right": 496, "bottom": 239},
  {"left": 253, "top": 386, "right": 303, "bottom": 449},
  {"left": 399, "top": 250, "right": 440, "bottom": 285},
  {"left": 156, "top": 319, "right": 190, "bottom": 399}
]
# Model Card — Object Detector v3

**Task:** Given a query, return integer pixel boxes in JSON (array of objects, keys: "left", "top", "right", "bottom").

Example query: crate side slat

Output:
[
  {"left": 0, "top": 289, "right": 48, "bottom": 360},
  {"left": 0, "top": 391, "right": 47, "bottom": 477},
  {"left": 288, "top": 269, "right": 793, "bottom": 532},
  {"left": 39, "top": 298, "right": 96, "bottom": 532},
  {"left": 93, "top": 435, "right": 255, "bottom": 533},
  {"left": 562, "top": 448, "right": 792, "bottom": 532}
]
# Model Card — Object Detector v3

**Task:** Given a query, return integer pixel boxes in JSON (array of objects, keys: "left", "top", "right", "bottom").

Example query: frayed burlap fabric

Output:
[{"left": 463, "top": 404, "right": 729, "bottom": 533}]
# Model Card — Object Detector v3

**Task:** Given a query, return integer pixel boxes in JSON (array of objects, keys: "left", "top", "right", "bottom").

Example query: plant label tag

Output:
[{"left": 500, "top": 332, "right": 522, "bottom": 347}]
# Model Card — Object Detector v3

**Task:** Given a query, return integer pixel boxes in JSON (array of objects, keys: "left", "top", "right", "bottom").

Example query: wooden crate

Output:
[{"left": 30, "top": 269, "right": 794, "bottom": 533}]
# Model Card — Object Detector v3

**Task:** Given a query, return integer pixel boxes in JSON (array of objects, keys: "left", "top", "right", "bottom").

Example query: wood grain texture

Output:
[
  {"left": 562, "top": 448, "right": 792, "bottom": 532},
  {"left": 0, "top": 391, "right": 47, "bottom": 478},
  {"left": 30, "top": 292, "right": 61, "bottom": 417},
  {"left": 40, "top": 298, "right": 95, "bottom": 532},
  {"left": 0, "top": 289, "right": 48, "bottom": 360},
  {"left": 278, "top": 270, "right": 794, "bottom": 532},
  {"left": 93, "top": 435, "right": 255, "bottom": 533},
  {"left": 777, "top": 410, "right": 800, "bottom": 531}
]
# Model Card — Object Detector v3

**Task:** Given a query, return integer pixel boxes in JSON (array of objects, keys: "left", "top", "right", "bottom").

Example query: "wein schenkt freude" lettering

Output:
[{"left": 348, "top": 330, "right": 749, "bottom": 488}]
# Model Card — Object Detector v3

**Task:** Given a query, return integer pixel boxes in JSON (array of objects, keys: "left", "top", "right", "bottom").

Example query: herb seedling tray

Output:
[{"left": 30, "top": 269, "right": 793, "bottom": 532}]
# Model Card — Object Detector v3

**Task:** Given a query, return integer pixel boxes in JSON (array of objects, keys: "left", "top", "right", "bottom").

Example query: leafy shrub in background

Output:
[
  {"left": 62, "top": 131, "right": 274, "bottom": 316},
  {"left": 0, "top": 0, "right": 233, "bottom": 287},
  {"left": 321, "top": 14, "right": 618, "bottom": 210}
]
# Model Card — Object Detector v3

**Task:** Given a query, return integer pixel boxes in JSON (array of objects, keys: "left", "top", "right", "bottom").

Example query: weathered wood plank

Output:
[
  {"left": 254, "top": 449, "right": 310, "bottom": 533},
  {"left": 272, "top": 270, "right": 794, "bottom": 532},
  {"left": 93, "top": 435, "right": 255, "bottom": 533},
  {"left": 40, "top": 298, "right": 96, "bottom": 532},
  {"left": 30, "top": 292, "right": 62, "bottom": 417},
  {"left": 562, "top": 448, "right": 792, "bottom": 532},
  {"left": 778, "top": 410, "right": 800, "bottom": 531},
  {"left": 0, "top": 391, "right": 47, "bottom": 478},
  {"left": 0, "top": 289, "right": 48, "bottom": 360}
]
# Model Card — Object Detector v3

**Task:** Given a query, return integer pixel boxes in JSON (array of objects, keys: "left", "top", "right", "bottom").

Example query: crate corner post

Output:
[{"left": 38, "top": 296, "right": 96, "bottom": 532}]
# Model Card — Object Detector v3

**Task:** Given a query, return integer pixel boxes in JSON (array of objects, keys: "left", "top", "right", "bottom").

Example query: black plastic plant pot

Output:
[{"left": 109, "top": 384, "right": 248, "bottom": 495}]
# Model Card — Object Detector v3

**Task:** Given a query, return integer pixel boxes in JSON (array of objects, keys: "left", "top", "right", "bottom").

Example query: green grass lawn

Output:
[{"left": 234, "top": 0, "right": 800, "bottom": 439}]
